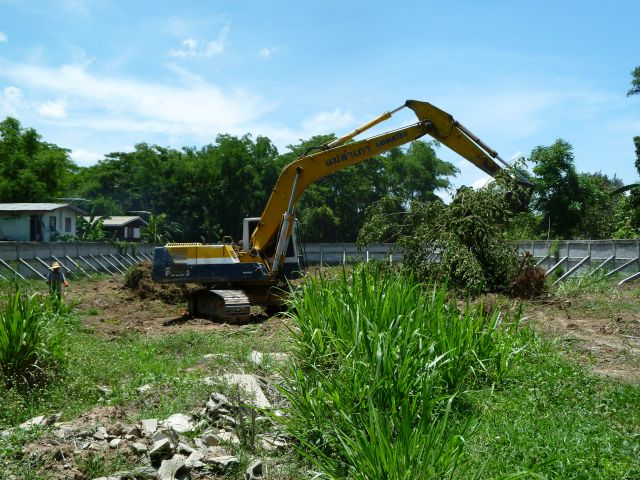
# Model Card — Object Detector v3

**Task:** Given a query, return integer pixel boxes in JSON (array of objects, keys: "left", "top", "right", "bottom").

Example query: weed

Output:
[
  {"left": 280, "top": 266, "right": 529, "bottom": 478},
  {"left": 0, "top": 288, "right": 70, "bottom": 389}
]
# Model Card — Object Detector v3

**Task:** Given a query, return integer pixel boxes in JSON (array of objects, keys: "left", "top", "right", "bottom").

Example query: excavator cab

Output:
[{"left": 241, "top": 217, "right": 305, "bottom": 281}]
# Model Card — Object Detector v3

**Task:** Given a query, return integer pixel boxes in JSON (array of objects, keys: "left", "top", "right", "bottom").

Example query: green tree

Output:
[
  {"left": 627, "top": 65, "right": 640, "bottom": 96},
  {"left": 0, "top": 117, "right": 76, "bottom": 202},
  {"left": 530, "top": 139, "right": 582, "bottom": 238}
]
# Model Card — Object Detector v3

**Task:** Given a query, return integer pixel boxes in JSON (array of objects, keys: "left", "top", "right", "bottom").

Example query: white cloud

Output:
[
  {"left": 0, "top": 86, "right": 23, "bottom": 115},
  {"left": 38, "top": 98, "right": 67, "bottom": 119},
  {"left": 302, "top": 109, "right": 355, "bottom": 136},
  {"left": 259, "top": 46, "right": 278, "bottom": 59},
  {"left": 0, "top": 59, "right": 272, "bottom": 138},
  {"left": 0, "top": 32, "right": 7, "bottom": 43},
  {"left": 168, "top": 25, "right": 229, "bottom": 58},
  {"left": 70, "top": 148, "right": 102, "bottom": 166}
]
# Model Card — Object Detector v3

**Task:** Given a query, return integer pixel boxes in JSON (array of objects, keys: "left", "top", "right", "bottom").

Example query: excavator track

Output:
[{"left": 188, "top": 289, "right": 251, "bottom": 323}]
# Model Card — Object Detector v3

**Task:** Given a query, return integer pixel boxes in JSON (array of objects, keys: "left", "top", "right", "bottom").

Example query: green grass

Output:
[
  {"left": 1, "top": 272, "right": 638, "bottom": 479},
  {"left": 464, "top": 341, "right": 640, "bottom": 479},
  {"left": 280, "top": 267, "right": 530, "bottom": 479}
]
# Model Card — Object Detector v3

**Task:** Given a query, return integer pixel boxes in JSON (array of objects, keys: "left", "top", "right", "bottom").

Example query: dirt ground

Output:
[
  {"left": 67, "top": 275, "right": 239, "bottom": 336},
  {"left": 525, "top": 288, "right": 640, "bottom": 383},
  {"left": 67, "top": 273, "right": 640, "bottom": 383}
]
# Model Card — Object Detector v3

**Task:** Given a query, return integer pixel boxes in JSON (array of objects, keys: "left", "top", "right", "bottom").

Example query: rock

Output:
[
  {"left": 163, "top": 414, "right": 194, "bottom": 433},
  {"left": 216, "top": 414, "right": 237, "bottom": 428},
  {"left": 215, "top": 431, "right": 240, "bottom": 445},
  {"left": 141, "top": 419, "right": 158, "bottom": 436},
  {"left": 157, "top": 455, "right": 188, "bottom": 480},
  {"left": 184, "top": 450, "right": 205, "bottom": 469},
  {"left": 47, "top": 412, "right": 63, "bottom": 424},
  {"left": 107, "top": 424, "right": 123, "bottom": 437},
  {"left": 97, "top": 385, "right": 113, "bottom": 396},
  {"left": 88, "top": 441, "right": 108, "bottom": 451},
  {"left": 109, "top": 438, "right": 123, "bottom": 449},
  {"left": 148, "top": 438, "right": 173, "bottom": 458},
  {"left": 200, "top": 432, "right": 219, "bottom": 447},
  {"left": 152, "top": 428, "right": 179, "bottom": 448},
  {"left": 120, "top": 466, "right": 157, "bottom": 479},
  {"left": 93, "top": 426, "right": 108, "bottom": 440},
  {"left": 137, "top": 384, "right": 152, "bottom": 394},
  {"left": 249, "top": 351, "right": 289, "bottom": 365},
  {"left": 131, "top": 442, "right": 148, "bottom": 454},
  {"left": 123, "top": 424, "right": 142, "bottom": 438},
  {"left": 223, "top": 374, "right": 271, "bottom": 409},
  {"left": 259, "top": 435, "right": 287, "bottom": 452},
  {"left": 19, "top": 415, "right": 47, "bottom": 430},
  {"left": 206, "top": 445, "right": 228, "bottom": 457},
  {"left": 176, "top": 442, "right": 195, "bottom": 454},
  {"left": 204, "top": 454, "right": 238, "bottom": 471},
  {"left": 246, "top": 459, "right": 263, "bottom": 480},
  {"left": 53, "top": 423, "right": 77, "bottom": 439},
  {"left": 112, "top": 466, "right": 157, "bottom": 479},
  {"left": 205, "top": 392, "right": 230, "bottom": 413}
]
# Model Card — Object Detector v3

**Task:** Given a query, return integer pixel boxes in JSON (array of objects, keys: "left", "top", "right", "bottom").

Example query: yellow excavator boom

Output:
[{"left": 251, "top": 99, "right": 531, "bottom": 255}]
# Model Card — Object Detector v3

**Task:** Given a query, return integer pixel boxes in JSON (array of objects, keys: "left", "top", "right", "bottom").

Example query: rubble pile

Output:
[{"left": 10, "top": 372, "right": 290, "bottom": 480}]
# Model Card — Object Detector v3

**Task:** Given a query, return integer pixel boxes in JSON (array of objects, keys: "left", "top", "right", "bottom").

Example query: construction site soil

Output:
[{"left": 67, "top": 271, "right": 640, "bottom": 383}]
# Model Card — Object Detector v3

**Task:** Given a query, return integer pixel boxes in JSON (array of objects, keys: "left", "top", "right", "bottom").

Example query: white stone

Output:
[
  {"left": 109, "top": 438, "right": 122, "bottom": 449},
  {"left": 223, "top": 374, "right": 271, "bottom": 409},
  {"left": 163, "top": 413, "right": 194, "bottom": 433},
  {"left": 148, "top": 438, "right": 172, "bottom": 457},
  {"left": 136, "top": 384, "right": 152, "bottom": 394},
  {"left": 246, "top": 459, "right": 264, "bottom": 480},
  {"left": 158, "top": 455, "right": 186, "bottom": 480},
  {"left": 131, "top": 442, "right": 148, "bottom": 453},
  {"left": 19, "top": 415, "right": 47, "bottom": 430},
  {"left": 204, "top": 454, "right": 238, "bottom": 470},
  {"left": 184, "top": 450, "right": 205, "bottom": 469},
  {"left": 249, "top": 350, "right": 289, "bottom": 365},
  {"left": 140, "top": 419, "right": 158, "bottom": 436}
]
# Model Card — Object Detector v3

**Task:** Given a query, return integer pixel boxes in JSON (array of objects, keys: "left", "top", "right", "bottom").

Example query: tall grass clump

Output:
[
  {"left": 281, "top": 267, "right": 529, "bottom": 479},
  {"left": 0, "top": 287, "right": 71, "bottom": 389}
]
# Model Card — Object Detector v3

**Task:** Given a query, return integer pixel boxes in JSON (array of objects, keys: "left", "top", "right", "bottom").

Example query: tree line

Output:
[{"left": 0, "top": 67, "right": 638, "bottom": 242}]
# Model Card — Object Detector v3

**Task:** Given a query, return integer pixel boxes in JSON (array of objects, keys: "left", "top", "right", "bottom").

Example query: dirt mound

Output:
[{"left": 124, "top": 262, "right": 195, "bottom": 304}]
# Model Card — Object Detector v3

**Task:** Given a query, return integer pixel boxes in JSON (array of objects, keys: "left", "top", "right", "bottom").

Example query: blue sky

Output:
[{"left": 1, "top": 0, "right": 639, "bottom": 192}]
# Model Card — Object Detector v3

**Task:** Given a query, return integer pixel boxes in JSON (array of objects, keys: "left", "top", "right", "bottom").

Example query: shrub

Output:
[{"left": 358, "top": 174, "right": 533, "bottom": 294}]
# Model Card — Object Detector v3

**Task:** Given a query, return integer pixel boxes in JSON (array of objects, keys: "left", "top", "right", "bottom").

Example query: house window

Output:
[
  {"left": 49, "top": 216, "right": 57, "bottom": 232},
  {"left": 64, "top": 217, "right": 72, "bottom": 233}
]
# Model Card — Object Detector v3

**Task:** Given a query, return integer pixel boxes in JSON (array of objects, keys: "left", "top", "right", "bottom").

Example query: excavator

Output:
[{"left": 152, "top": 100, "right": 533, "bottom": 322}]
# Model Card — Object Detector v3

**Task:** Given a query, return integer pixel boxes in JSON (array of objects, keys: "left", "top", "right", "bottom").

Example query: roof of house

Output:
[
  {"left": 83, "top": 216, "right": 148, "bottom": 227},
  {"left": 0, "top": 203, "right": 87, "bottom": 214}
]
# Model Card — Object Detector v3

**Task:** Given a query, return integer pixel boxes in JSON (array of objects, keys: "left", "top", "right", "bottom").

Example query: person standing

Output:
[{"left": 47, "top": 261, "right": 68, "bottom": 298}]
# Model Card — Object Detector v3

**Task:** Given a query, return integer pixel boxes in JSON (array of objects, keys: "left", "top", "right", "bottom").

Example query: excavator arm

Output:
[{"left": 251, "top": 99, "right": 532, "bottom": 258}]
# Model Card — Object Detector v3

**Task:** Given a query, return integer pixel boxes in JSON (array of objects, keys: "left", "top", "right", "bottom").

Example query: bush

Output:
[
  {"left": 358, "top": 175, "right": 533, "bottom": 294},
  {"left": 280, "top": 267, "right": 528, "bottom": 478},
  {"left": 0, "top": 288, "right": 69, "bottom": 389}
]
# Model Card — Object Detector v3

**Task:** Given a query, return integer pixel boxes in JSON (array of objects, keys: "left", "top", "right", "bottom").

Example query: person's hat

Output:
[{"left": 51, "top": 262, "right": 61, "bottom": 270}]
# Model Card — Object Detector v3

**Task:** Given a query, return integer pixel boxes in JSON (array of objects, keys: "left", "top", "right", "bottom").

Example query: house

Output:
[
  {"left": 0, "top": 203, "right": 87, "bottom": 241},
  {"left": 85, "top": 216, "right": 148, "bottom": 241}
]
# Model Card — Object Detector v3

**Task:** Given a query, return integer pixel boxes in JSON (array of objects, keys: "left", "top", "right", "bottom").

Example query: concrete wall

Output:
[
  {"left": 303, "top": 240, "right": 640, "bottom": 277},
  {"left": 0, "top": 241, "right": 158, "bottom": 279}
]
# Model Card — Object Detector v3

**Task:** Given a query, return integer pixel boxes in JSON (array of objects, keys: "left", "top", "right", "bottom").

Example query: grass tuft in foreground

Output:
[
  {"left": 280, "top": 267, "right": 529, "bottom": 479},
  {"left": 0, "top": 286, "right": 74, "bottom": 389}
]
